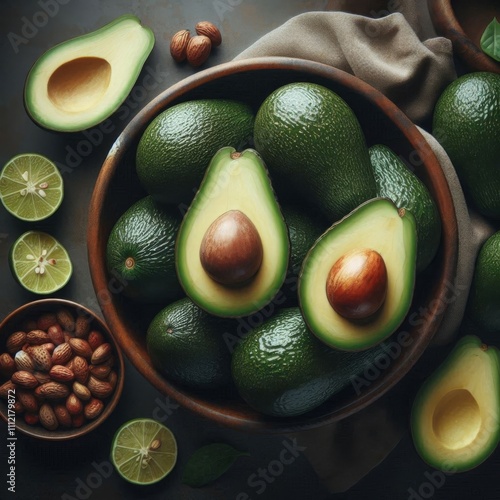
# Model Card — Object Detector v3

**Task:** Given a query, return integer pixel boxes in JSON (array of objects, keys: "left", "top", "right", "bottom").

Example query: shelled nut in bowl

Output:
[
  {"left": 0, "top": 299, "right": 124, "bottom": 441},
  {"left": 88, "top": 57, "right": 458, "bottom": 433}
]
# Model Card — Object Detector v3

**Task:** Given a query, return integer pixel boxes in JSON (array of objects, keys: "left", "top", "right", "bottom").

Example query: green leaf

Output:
[
  {"left": 480, "top": 17, "right": 500, "bottom": 62},
  {"left": 182, "top": 443, "right": 249, "bottom": 488}
]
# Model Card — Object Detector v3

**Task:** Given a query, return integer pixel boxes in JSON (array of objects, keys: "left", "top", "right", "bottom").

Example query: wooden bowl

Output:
[
  {"left": 428, "top": 0, "right": 500, "bottom": 74},
  {"left": 88, "top": 57, "right": 458, "bottom": 433},
  {"left": 0, "top": 299, "right": 124, "bottom": 440}
]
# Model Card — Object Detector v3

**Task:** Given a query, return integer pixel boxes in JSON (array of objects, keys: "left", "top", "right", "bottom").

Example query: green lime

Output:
[
  {"left": 111, "top": 418, "right": 177, "bottom": 485},
  {"left": 0, "top": 153, "right": 63, "bottom": 221},
  {"left": 10, "top": 231, "right": 72, "bottom": 294}
]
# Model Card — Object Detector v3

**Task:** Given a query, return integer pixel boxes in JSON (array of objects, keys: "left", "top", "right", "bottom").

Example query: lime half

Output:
[
  {"left": 10, "top": 231, "right": 72, "bottom": 294},
  {"left": 0, "top": 153, "right": 63, "bottom": 221},
  {"left": 111, "top": 418, "right": 177, "bottom": 485}
]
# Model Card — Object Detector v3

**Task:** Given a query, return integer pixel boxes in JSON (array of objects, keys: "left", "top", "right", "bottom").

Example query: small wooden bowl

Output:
[
  {"left": 0, "top": 299, "right": 124, "bottom": 440},
  {"left": 428, "top": 0, "right": 500, "bottom": 74},
  {"left": 88, "top": 57, "right": 458, "bottom": 433}
]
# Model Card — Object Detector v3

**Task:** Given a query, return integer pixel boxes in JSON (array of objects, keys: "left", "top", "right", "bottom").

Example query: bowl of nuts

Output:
[{"left": 0, "top": 298, "right": 124, "bottom": 440}]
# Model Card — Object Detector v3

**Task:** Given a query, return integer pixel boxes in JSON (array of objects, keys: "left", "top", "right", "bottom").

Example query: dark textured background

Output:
[{"left": 0, "top": 1, "right": 499, "bottom": 499}]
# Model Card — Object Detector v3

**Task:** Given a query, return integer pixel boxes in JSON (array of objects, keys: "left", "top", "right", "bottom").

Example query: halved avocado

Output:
[
  {"left": 176, "top": 147, "right": 289, "bottom": 318},
  {"left": 298, "top": 198, "right": 417, "bottom": 351},
  {"left": 411, "top": 335, "right": 500, "bottom": 472},
  {"left": 24, "top": 15, "right": 154, "bottom": 132}
]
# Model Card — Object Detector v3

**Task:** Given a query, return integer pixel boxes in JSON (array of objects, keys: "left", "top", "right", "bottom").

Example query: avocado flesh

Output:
[
  {"left": 299, "top": 198, "right": 417, "bottom": 351},
  {"left": 24, "top": 15, "right": 154, "bottom": 132},
  {"left": 136, "top": 99, "right": 255, "bottom": 205},
  {"left": 176, "top": 147, "right": 289, "bottom": 318},
  {"left": 369, "top": 144, "right": 441, "bottom": 272},
  {"left": 254, "top": 82, "right": 377, "bottom": 221},
  {"left": 411, "top": 335, "right": 500, "bottom": 472}
]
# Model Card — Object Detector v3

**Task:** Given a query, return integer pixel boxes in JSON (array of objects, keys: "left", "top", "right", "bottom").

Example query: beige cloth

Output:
[
  {"left": 235, "top": 11, "right": 456, "bottom": 124},
  {"left": 235, "top": 1, "right": 496, "bottom": 492}
]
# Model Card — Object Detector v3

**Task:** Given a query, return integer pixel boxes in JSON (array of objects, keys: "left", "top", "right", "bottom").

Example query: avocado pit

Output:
[
  {"left": 200, "top": 209, "right": 263, "bottom": 286},
  {"left": 326, "top": 248, "right": 388, "bottom": 320}
]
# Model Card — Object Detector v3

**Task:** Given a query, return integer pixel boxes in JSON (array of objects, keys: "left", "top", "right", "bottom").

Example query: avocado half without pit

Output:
[
  {"left": 298, "top": 198, "right": 417, "bottom": 351},
  {"left": 411, "top": 335, "right": 500, "bottom": 472},
  {"left": 176, "top": 147, "right": 290, "bottom": 318},
  {"left": 24, "top": 15, "right": 155, "bottom": 132}
]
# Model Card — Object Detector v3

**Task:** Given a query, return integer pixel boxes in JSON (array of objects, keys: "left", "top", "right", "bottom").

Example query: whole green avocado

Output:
[
  {"left": 254, "top": 82, "right": 377, "bottom": 222},
  {"left": 433, "top": 72, "right": 500, "bottom": 219}
]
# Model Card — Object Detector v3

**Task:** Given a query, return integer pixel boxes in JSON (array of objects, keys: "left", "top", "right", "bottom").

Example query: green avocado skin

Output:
[
  {"left": 254, "top": 82, "right": 377, "bottom": 222},
  {"left": 147, "top": 298, "right": 235, "bottom": 390},
  {"left": 467, "top": 231, "right": 500, "bottom": 332},
  {"left": 231, "top": 307, "right": 388, "bottom": 417},
  {"left": 278, "top": 203, "right": 327, "bottom": 306},
  {"left": 281, "top": 203, "right": 327, "bottom": 274},
  {"left": 136, "top": 99, "right": 254, "bottom": 205},
  {"left": 369, "top": 144, "right": 441, "bottom": 272},
  {"left": 432, "top": 72, "right": 500, "bottom": 219},
  {"left": 106, "top": 196, "right": 182, "bottom": 303}
]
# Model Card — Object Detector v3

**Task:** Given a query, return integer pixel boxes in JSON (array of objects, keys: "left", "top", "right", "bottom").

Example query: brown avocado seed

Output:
[
  {"left": 200, "top": 209, "right": 263, "bottom": 286},
  {"left": 326, "top": 248, "right": 388, "bottom": 320}
]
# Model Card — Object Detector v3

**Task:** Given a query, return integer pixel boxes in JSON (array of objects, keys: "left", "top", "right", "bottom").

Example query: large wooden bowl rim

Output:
[{"left": 88, "top": 57, "right": 458, "bottom": 433}]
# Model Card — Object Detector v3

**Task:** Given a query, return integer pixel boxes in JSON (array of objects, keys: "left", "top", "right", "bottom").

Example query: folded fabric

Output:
[{"left": 235, "top": 11, "right": 456, "bottom": 124}]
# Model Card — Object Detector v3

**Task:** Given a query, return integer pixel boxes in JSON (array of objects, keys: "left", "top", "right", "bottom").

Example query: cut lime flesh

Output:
[
  {"left": 10, "top": 231, "right": 72, "bottom": 294},
  {"left": 0, "top": 153, "right": 63, "bottom": 221},
  {"left": 111, "top": 418, "right": 177, "bottom": 485}
]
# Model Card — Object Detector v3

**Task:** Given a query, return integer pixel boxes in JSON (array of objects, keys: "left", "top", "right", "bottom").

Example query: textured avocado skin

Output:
[
  {"left": 254, "top": 82, "right": 377, "bottom": 221},
  {"left": 231, "top": 307, "right": 388, "bottom": 417},
  {"left": 278, "top": 203, "right": 327, "bottom": 306},
  {"left": 136, "top": 99, "right": 254, "bottom": 205},
  {"left": 467, "top": 231, "right": 500, "bottom": 332},
  {"left": 281, "top": 203, "right": 327, "bottom": 274},
  {"left": 106, "top": 195, "right": 182, "bottom": 303},
  {"left": 432, "top": 72, "right": 500, "bottom": 219},
  {"left": 147, "top": 298, "right": 235, "bottom": 390},
  {"left": 369, "top": 144, "right": 441, "bottom": 272}
]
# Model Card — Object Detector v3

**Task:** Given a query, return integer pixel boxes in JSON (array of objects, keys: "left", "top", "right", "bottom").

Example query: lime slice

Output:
[
  {"left": 0, "top": 153, "right": 63, "bottom": 221},
  {"left": 111, "top": 418, "right": 178, "bottom": 485},
  {"left": 10, "top": 231, "right": 73, "bottom": 294}
]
